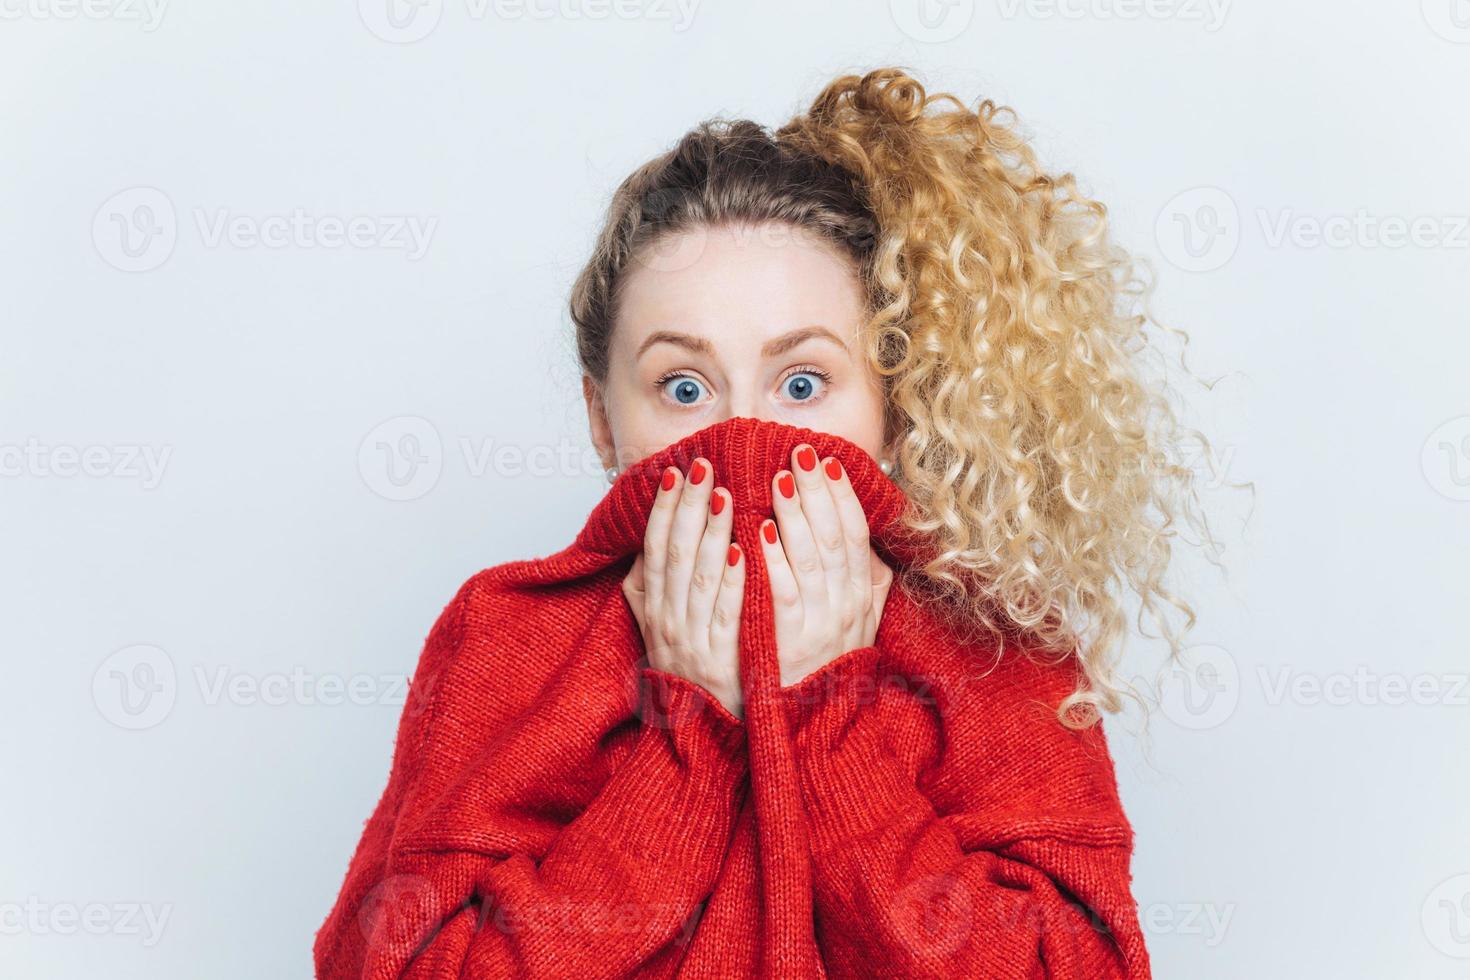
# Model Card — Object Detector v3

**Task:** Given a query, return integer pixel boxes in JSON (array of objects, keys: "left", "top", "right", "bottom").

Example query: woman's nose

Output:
[{"left": 723, "top": 395, "right": 777, "bottom": 425}]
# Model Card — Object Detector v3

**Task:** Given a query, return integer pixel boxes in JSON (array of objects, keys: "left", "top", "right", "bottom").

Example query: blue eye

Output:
[
  {"left": 661, "top": 375, "right": 706, "bottom": 405},
  {"left": 783, "top": 370, "right": 828, "bottom": 402}
]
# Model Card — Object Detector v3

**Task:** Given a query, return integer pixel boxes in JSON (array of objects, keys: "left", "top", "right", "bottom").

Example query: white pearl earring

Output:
[
  {"left": 605, "top": 467, "right": 619, "bottom": 484},
  {"left": 879, "top": 459, "right": 893, "bottom": 476}
]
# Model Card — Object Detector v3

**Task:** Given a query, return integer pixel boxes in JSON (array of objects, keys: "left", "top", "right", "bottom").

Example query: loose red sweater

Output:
[{"left": 314, "top": 415, "right": 1151, "bottom": 979}]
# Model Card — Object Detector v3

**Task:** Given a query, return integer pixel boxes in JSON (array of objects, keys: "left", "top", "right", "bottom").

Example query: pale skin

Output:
[{"left": 583, "top": 221, "right": 897, "bottom": 719}]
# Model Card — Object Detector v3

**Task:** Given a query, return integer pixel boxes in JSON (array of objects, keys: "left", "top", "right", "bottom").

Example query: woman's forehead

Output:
[{"left": 614, "top": 224, "right": 866, "bottom": 358}]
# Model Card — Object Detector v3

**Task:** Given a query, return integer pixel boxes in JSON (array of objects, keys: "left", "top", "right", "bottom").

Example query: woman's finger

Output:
[
  {"left": 642, "top": 465, "right": 682, "bottom": 621},
  {"left": 708, "top": 539, "right": 745, "bottom": 701},
  {"left": 822, "top": 456, "right": 874, "bottom": 615},
  {"left": 790, "top": 443, "right": 849, "bottom": 612},
  {"left": 664, "top": 458, "right": 714, "bottom": 623},
  {"left": 687, "top": 486, "right": 732, "bottom": 632},
  {"left": 868, "top": 546, "right": 895, "bottom": 635},
  {"left": 621, "top": 552, "right": 647, "bottom": 631},
  {"left": 771, "top": 466, "right": 828, "bottom": 618},
  {"left": 758, "top": 516, "right": 803, "bottom": 635}
]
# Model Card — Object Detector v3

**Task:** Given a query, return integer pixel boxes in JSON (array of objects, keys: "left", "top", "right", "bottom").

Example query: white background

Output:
[{"left": 2, "top": 1, "right": 1468, "bottom": 977}]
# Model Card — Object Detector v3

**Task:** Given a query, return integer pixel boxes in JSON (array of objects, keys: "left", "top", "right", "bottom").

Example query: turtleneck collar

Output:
[{"left": 573, "top": 415, "right": 932, "bottom": 573}]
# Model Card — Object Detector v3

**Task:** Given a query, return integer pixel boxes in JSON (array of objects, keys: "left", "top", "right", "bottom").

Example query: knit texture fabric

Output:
[{"left": 313, "top": 415, "right": 1151, "bottom": 979}]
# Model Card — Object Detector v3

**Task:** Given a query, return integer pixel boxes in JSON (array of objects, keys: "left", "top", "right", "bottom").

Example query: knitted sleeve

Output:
[
  {"left": 313, "top": 577, "right": 749, "bottom": 979},
  {"left": 397, "top": 670, "right": 748, "bottom": 979},
  {"left": 313, "top": 575, "right": 480, "bottom": 978},
  {"left": 780, "top": 644, "right": 1151, "bottom": 980}
]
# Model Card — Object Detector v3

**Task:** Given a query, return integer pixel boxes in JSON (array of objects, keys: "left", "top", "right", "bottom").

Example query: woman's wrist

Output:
[
  {"left": 778, "top": 644, "right": 882, "bottom": 718},
  {"left": 779, "top": 632, "right": 874, "bottom": 688},
  {"left": 640, "top": 665, "right": 744, "bottom": 727}
]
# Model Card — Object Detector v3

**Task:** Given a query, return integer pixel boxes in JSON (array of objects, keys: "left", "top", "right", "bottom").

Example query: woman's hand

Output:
[
  {"left": 622, "top": 458, "right": 747, "bottom": 720},
  {"left": 760, "top": 444, "right": 895, "bottom": 688}
]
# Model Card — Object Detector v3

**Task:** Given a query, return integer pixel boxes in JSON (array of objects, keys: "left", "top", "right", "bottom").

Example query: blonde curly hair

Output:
[{"left": 570, "top": 66, "right": 1227, "bottom": 730}]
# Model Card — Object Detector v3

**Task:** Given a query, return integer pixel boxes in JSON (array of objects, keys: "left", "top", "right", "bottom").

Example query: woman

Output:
[{"left": 315, "top": 66, "right": 1212, "bottom": 978}]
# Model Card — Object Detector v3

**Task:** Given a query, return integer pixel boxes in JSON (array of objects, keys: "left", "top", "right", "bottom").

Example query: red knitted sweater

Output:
[{"left": 313, "top": 415, "right": 1151, "bottom": 979}]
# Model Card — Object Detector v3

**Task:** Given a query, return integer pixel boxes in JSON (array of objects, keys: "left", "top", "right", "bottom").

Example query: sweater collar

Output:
[{"left": 573, "top": 415, "right": 931, "bottom": 572}]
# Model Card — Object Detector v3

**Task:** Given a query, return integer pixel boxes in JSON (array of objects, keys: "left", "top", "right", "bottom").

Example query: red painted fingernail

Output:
[
  {"left": 727, "top": 543, "right": 741, "bottom": 566},
  {"left": 710, "top": 489, "right": 726, "bottom": 515},
  {"left": 689, "top": 460, "right": 707, "bottom": 485},
  {"left": 824, "top": 458, "right": 842, "bottom": 481},
  {"left": 777, "top": 471, "right": 795, "bottom": 499},
  {"left": 796, "top": 445, "right": 817, "bottom": 471},
  {"left": 660, "top": 468, "right": 677, "bottom": 492},
  {"left": 761, "top": 519, "right": 778, "bottom": 544}
]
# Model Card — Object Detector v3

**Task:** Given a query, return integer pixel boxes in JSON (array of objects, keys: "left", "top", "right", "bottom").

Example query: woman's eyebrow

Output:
[
  {"left": 635, "top": 326, "right": 848, "bottom": 361},
  {"left": 761, "top": 326, "right": 848, "bottom": 358},
  {"left": 635, "top": 331, "right": 715, "bottom": 359}
]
